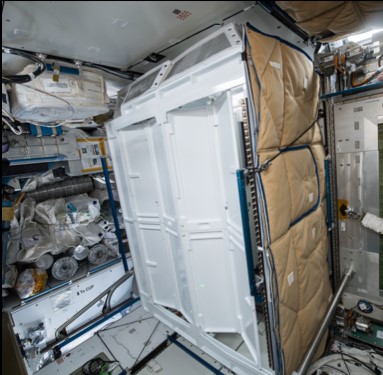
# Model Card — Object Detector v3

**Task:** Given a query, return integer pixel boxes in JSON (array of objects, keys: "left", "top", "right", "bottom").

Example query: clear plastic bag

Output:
[
  {"left": 21, "top": 321, "right": 48, "bottom": 359},
  {"left": 66, "top": 195, "right": 100, "bottom": 225},
  {"left": 15, "top": 269, "right": 47, "bottom": 299}
]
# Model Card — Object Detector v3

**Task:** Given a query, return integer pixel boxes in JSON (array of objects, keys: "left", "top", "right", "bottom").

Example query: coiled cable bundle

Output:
[{"left": 2, "top": 47, "right": 46, "bottom": 84}]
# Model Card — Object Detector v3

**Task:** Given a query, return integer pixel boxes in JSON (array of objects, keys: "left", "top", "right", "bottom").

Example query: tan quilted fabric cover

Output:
[
  {"left": 245, "top": 25, "right": 333, "bottom": 374},
  {"left": 276, "top": 1, "right": 383, "bottom": 40}
]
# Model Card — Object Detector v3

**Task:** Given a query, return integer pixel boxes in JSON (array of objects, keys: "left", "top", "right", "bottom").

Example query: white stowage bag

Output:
[
  {"left": 7, "top": 198, "right": 35, "bottom": 264},
  {"left": 12, "top": 195, "right": 102, "bottom": 263},
  {"left": 73, "top": 222, "right": 104, "bottom": 246},
  {"left": 16, "top": 198, "right": 80, "bottom": 263},
  {"left": 18, "top": 223, "right": 82, "bottom": 262},
  {"left": 7, "top": 198, "right": 45, "bottom": 264},
  {"left": 33, "top": 198, "right": 67, "bottom": 225},
  {"left": 33, "top": 195, "right": 101, "bottom": 227},
  {"left": 11, "top": 65, "right": 110, "bottom": 123}
]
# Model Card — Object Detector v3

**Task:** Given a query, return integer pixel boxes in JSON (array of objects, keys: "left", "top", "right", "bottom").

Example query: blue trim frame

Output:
[
  {"left": 22, "top": 259, "right": 123, "bottom": 303},
  {"left": 320, "top": 82, "right": 383, "bottom": 99},
  {"left": 236, "top": 170, "right": 256, "bottom": 296},
  {"left": 22, "top": 280, "right": 71, "bottom": 303},
  {"left": 101, "top": 157, "right": 129, "bottom": 272},
  {"left": 46, "top": 64, "right": 80, "bottom": 76},
  {"left": 266, "top": 248, "right": 284, "bottom": 374},
  {"left": 2, "top": 223, "right": 10, "bottom": 286},
  {"left": 324, "top": 159, "right": 332, "bottom": 229},
  {"left": 246, "top": 22, "right": 312, "bottom": 62},
  {"left": 9, "top": 156, "right": 66, "bottom": 164},
  {"left": 258, "top": 145, "right": 321, "bottom": 231},
  {"left": 281, "top": 145, "right": 321, "bottom": 227},
  {"left": 278, "top": 144, "right": 308, "bottom": 152},
  {"left": 28, "top": 124, "right": 63, "bottom": 136},
  {"left": 56, "top": 297, "right": 140, "bottom": 350},
  {"left": 89, "top": 258, "right": 121, "bottom": 274},
  {"left": 168, "top": 335, "right": 224, "bottom": 375}
]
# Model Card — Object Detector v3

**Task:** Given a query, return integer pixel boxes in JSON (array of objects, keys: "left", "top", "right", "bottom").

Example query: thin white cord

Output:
[
  {"left": 2, "top": 107, "right": 15, "bottom": 122},
  {"left": 66, "top": 128, "right": 107, "bottom": 144},
  {"left": 2, "top": 117, "right": 23, "bottom": 135}
]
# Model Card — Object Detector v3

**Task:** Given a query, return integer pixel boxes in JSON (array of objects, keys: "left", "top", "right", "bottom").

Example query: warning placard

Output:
[{"left": 77, "top": 137, "right": 112, "bottom": 173}]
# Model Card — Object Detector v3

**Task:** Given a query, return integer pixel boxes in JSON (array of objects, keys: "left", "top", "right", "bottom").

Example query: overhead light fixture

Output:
[{"left": 348, "top": 28, "right": 383, "bottom": 43}]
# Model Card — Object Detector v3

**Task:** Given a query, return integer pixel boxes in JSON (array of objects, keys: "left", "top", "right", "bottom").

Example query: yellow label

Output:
[
  {"left": 2, "top": 207, "right": 15, "bottom": 222},
  {"left": 52, "top": 65, "right": 60, "bottom": 82},
  {"left": 76, "top": 138, "right": 112, "bottom": 172}
]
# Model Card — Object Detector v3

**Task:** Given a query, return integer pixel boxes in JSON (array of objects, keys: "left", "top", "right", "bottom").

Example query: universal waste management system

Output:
[{"left": 108, "top": 23, "right": 334, "bottom": 375}]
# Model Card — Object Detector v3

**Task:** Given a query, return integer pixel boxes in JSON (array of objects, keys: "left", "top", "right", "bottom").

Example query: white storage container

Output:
[{"left": 10, "top": 65, "right": 110, "bottom": 123}]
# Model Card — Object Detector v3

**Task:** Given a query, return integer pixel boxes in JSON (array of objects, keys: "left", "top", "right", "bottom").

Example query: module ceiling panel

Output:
[{"left": 2, "top": 1, "right": 254, "bottom": 71}]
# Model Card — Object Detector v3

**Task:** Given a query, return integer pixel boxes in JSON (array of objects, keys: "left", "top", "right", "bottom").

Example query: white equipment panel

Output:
[
  {"left": 10, "top": 261, "right": 134, "bottom": 374},
  {"left": 334, "top": 94, "right": 382, "bottom": 302},
  {"left": 108, "top": 24, "right": 270, "bottom": 375}
]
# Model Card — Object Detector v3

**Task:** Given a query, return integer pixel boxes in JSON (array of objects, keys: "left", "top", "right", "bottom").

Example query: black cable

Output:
[
  {"left": 100, "top": 316, "right": 155, "bottom": 332},
  {"left": 82, "top": 357, "right": 119, "bottom": 375},
  {"left": 131, "top": 321, "right": 160, "bottom": 370},
  {"left": 344, "top": 360, "right": 377, "bottom": 375},
  {"left": 96, "top": 332, "right": 120, "bottom": 365},
  {"left": 2, "top": 48, "right": 46, "bottom": 84},
  {"left": 125, "top": 22, "right": 221, "bottom": 71},
  {"left": 127, "top": 3, "right": 257, "bottom": 70},
  {"left": 340, "top": 352, "right": 378, "bottom": 374},
  {"left": 340, "top": 352, "right": 351, "bottom": 375},
  {"left": 157, "top": 23, "right": 221, "bottom": 55},
  {"left": 82, "top": 62, "right": 138, "bottom": 80},
  {"left": 222, "top": 3, "right": 256, "bottom": 22},
  {"left": 124, "top": 21, "right": 222, "bottom": 71},
  {"left": 321, "top": 364, "right": 348, "bottom": 375},
  {"left": 341, "top": 339, "right": 381, "bottom": 355},
  {"left": 2, "top": 47, "right": 136, "bottom": 83},
  {"left": 266, "top": 248, "right": 285, "bottom": 374},
  {"left": 82, "top": 358, "right": 105, "bottom": 375},
  {"left": 257, "top": 111, "right": 323, "bottom": 172}
]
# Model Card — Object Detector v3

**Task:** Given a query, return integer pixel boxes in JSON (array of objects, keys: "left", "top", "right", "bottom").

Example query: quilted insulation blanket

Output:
[{"left": 245, "top": 24, "right": 333, "bottom": 374}]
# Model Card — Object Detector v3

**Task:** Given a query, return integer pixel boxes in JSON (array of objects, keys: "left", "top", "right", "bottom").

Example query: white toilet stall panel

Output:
[{"left": 107, "top": 25, "right": 271, "bottom": 375}]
